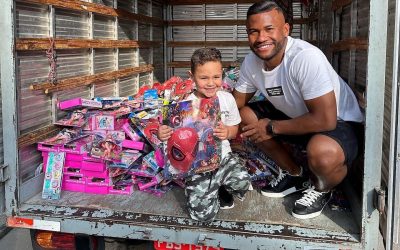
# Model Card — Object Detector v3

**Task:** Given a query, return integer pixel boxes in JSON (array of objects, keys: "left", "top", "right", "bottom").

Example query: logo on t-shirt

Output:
[{"left": 266, "top": 86, "right": 284, "bottom": 96}]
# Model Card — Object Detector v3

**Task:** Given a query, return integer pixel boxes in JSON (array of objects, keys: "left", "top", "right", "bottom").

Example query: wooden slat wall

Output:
[{"left": 15, "top": 0, "right": 164, "bottom": 156}]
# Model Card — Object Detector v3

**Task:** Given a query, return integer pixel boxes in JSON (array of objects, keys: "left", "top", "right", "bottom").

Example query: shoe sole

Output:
[
  {"left": 260, "top": 186, "right": 299, "bottom": 198},
  {"left": 220, "top": 204, "right": 234, "bottom": 210},
  {"left": 291, "top": 210, "right": 322, "bottom": 219}
]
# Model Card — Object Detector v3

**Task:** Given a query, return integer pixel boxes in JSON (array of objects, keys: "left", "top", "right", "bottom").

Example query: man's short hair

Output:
[
  {"left": 247, "top": 1, "right": 287, "bottom": 21},
  {"left": 190, "top": 48, "right": 222, "bottom": 73}
]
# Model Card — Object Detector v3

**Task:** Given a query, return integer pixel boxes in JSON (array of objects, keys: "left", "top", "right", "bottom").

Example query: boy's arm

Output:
[{"left": 214, "top": 122, "right": 238, "bottom": 140}]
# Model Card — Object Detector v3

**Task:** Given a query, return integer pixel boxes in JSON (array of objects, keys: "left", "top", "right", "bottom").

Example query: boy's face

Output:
[{"left": 190, "top": 61, "right": 223, "bottom": 98}]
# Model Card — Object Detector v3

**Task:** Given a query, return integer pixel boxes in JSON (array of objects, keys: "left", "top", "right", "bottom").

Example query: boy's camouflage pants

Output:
[{"left": 185, "top": 153, "right": 250, "bottom": 222}]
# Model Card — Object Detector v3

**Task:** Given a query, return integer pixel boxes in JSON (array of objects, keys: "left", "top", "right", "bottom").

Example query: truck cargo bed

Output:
[{"left": 18, "top": 184, "right": 360, "bottom": 248}]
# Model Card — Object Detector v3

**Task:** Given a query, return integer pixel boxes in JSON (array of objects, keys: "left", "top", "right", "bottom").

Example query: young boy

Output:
[{"left": 157, "top": 48, "right": 250, "bottom": 222}]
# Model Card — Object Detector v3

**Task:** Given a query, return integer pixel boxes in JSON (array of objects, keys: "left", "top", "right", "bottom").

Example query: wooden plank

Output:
[
  {"left": 18, "top": 125, "right": 60, "bottom": 148},
  {"left": 332, "top": 0, "right": 352, "bottom": 11},
  {"left": 293, "top": 15, "right": 318, "bottom": 25},
  {"left": 330, "top": 38, "right": 368, "bottom": 52},
  {"left": 24, "top": 0, "right": 164, "bottom": 26},
  {"left": 30, "top": 64, "right": 154, "bottom": 94},
  {"left": 167, "top": 41, "right": 248, "bottom": 47},
  {"left": 16, "top": 38, "right": 162, "bottom": 51},
  {"left": 168, "top": 61, "right": 240, "bottom": 68},
  {"left": 168, "top": 19, "right": 247, "bottom": 26}
]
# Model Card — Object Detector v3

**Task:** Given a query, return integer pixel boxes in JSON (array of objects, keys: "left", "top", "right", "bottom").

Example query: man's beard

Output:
[{"left": 250, "top": 37, "right": 287, "bottom": 62}]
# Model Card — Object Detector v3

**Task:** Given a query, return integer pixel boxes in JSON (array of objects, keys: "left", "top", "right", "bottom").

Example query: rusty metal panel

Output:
[
  {"left": 357, "top": 0, "right": 370, "bottom": 38},
  {"left": 94, "top": 49, "right": 115, "bottom": 73},
  {"left": 237, "top": 25, "right": 247, "bottom": 41},
  {"left": 237, "top": 3, "right": 252, "bottom": 19},
  {"left": 118, "top": 19, "right": 137, "bottom": 40},
  {"left": 138, "top": 0, "right": 151, "bottom": 16},
  {"left": 93, "top": 14, "right": 115, "bottom": 39},
  {"left": 17, "top": 51, "right": 52, "bottom": 133},
  {"left": 93, "top": 0, "right": 114, "bottom": 7},
  {"left": 153, "top": 26, "right": 163, "bottom": 41},
  {"left": 119, "top": 48, "right": 137, "bottom": 69},
  {"left": 152, "top": 0, "right": 164, "bottom": 18},
  {"left": 206, "top": 26, "right": 235, "bottom": 41},
  {"left": 339, "top": 51, "right": 350, "bottom": 80},
  {"left": 317, "top": 0, "right": 333, "bottom": 58},
  {"left": 57, "top": 49, "right": 90, "bottom": 79},
  {"left": 119, "top": 75, "right": 138, "bottom": 97},
  {"left": 16, "top": 1, "right": 49, "bottom": 38},
  {"left": 117, "top": 0, "right": 136, "bottom": 13},
  {"left": 55, "top": 8, "right": 89, "bottom": 39},
  {"left": 205, "top": 4, "right": 235, "bottom": 19},
  {"left": 153, "top": 46, "right": 164, "bottom": 82},
  {"left": 171, "top": 26, "right": 205, "bottom": 41},
  {"left": 340, "top": 5, "right": 352, "bottom": 40},
  {"left": 139, "top": 48, "right": 151, "bottom": 65},
  {"left": 94, "top": 81, "right": 115, "bottom": 97},
  {"left": 172, "top": 5, "right": 204, "bottom": 20},
  {"left": 172, "top": 47, "right": 197, "bottom": 62},
  {"left": 138, "top": 23, "right": 151, "bottom": 41},
  {"left": 19, "top": 145, "right": 41, "bottom": 183},
  {"left": 173, "top": 67, "right": 190, "bottom": 79},
  {"left": 139, "top": 72, "right": 152, "bottom": 87}
]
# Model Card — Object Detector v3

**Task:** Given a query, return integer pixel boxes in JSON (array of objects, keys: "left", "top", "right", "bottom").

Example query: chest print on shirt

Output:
[{"left": 266, "top": 86, "right": 284, "bottom": 96}]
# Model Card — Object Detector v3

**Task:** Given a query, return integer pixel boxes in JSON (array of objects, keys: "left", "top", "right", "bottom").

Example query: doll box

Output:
[
  {"left": 108, "top": 185, "right": 134, "bottom": 195},
  {"left": 58, "top": 98, "right": 102, "bottom": 110},
  {"left": 62, "top": 174, "right": 86, "bottom": 192},
  {"left": 85, "top": 177, "right": 110, "bottom": 194}
]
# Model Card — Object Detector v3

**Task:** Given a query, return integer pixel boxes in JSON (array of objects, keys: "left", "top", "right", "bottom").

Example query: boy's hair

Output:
[
  {"left": 247, "top": 1, "right": 287, "bottom": 21},
  {"left": 190, "top": 48, "right": 222, "bottom": 73}
]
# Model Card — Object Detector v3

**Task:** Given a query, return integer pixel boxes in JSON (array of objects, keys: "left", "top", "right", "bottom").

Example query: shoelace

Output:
[
  {"left": 295, "top": 186, "right": 323, "bottom": 207},
  {"left": 270, "top": 170, "right": 287, "bottom": 187}
]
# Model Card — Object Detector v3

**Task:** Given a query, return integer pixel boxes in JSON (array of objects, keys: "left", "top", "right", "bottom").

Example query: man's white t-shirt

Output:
[
  {"left": 235, "top": 36, "right": 363, "bottom": 122},
  {"left": 187, "top": 91, "right": 241, "bottom": 159}
]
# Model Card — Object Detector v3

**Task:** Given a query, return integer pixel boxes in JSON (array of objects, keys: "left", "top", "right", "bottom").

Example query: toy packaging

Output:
[
  {"left": 161, "top": 97, "right": 222, "bottom": 180},
  {"left": 42, "top": 152, "right": 65, "bottom": 200},
  {"left": 90, "top": 131, "right": 125, "bottom": 161},
  {"left": 40, "top": 128, "right": 87, "bottom": 146},
  {"left": 54, "top": 109, "right": 88, "bottom": 127},
  {"left": 58, "top": 98, "right": 102, "bottom": 110}
]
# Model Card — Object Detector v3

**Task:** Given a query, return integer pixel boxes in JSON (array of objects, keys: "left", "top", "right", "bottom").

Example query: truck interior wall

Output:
[
  {"left": 382, "top": 0, "right": 398, "bottom": 244},
  {"left": 0, "top": 63, "right": 5, "bottom": 231}
]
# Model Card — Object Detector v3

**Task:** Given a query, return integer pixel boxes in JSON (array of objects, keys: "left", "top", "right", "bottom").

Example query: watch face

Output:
[{"left": 267, "top": 121, "right": 274, "bottom": 136}]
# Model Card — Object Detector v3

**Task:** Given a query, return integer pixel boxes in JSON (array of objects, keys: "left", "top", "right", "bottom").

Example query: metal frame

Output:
[
  {"left": 363, "top": 0, "right": 389, "bottom": 248},
  {"left": 0, "top": 0, "right": 392, "bottom": 249},
  {"left": 0, "top": 0, "right": 19, "bottom": 217},
  {"left": 386, "top": 0, "right": 400, "bottom": 249}
]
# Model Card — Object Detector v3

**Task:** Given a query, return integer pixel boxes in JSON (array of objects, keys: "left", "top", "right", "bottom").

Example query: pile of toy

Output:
[{"left": 39, "top": 72, "right": 278, "bottom": 200}]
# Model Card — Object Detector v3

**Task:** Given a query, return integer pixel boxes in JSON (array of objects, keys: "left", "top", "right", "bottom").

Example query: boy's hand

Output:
[
  {"left": 213, "top": 122, "right": 229, "bottom": 140},
  {"left": 157, "top": 125, "right": 173, "bottom": 141}
]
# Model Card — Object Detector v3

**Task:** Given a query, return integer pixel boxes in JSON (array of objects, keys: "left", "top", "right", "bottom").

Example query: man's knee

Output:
[{"left": 307, "top": 135, "right": 345, "bottom": 171}]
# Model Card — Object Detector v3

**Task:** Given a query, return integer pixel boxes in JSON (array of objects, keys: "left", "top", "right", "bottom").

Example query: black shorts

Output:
[{"left": 247, "top": 100, "right": 361, "bottom": 165}]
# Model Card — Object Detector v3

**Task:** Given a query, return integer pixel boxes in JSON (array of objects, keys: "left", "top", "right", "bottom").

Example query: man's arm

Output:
[
  {"left": 273, "top": 90, "right": 337, "bottom": 135},
  {"left": 232, "top": 89, "right": 255, "bottom": 109}
]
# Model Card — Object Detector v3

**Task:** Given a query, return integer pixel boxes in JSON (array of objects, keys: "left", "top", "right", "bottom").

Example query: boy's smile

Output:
[{"left": 190, "top": 61, "right": 223, "bottom": 98}]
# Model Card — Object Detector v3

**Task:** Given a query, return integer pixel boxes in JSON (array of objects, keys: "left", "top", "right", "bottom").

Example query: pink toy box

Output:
[
  {"left": 122, "top": 140, "right": 145, "bottom": 151},
  {"left": 58, "top": 98, "right": 102, "bottom": 110},
  {"left": 108, "top": 185, "right": 134, "bottom": 195},
  {"left": 85, "top": 177, "right": 109, "bottom": 194},
  {"left": 82, "top": 157, "right": 106, "bottom": 172},
  {"left": 62, "top": 173, "right": 86, "bottom": 192}
]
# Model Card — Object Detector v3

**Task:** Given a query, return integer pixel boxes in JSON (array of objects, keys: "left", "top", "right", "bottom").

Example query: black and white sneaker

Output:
[
  {"left": 292, "top": 186, "right": 332, "bottom": 219},
  {"left": 219, "top": 186, "right": 234, "bottom": 210},
  {"left": 261, "top": 169, "right": 309, "bottom": 198}
]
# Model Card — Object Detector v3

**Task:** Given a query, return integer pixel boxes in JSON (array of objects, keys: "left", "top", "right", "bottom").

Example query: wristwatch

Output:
[{"left": 266, "top": 120, "right": 276, "bottom": 137}]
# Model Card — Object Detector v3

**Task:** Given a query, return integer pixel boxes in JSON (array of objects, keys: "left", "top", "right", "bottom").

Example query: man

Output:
[{"left": 233, "top": 1, "right": 363, "bottom": 219}]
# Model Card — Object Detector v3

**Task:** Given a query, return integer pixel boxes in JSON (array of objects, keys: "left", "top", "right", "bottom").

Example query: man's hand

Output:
[
  {"left": 241, "top": 118, "right": 273, "bottom": 143},
  {"left": 157, "top": 125, "right": 173, "bottom": 141}
]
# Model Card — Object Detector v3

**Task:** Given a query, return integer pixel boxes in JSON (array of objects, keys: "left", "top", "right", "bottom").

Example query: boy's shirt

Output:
[{"left": 186, "top": 91, "right": 241, "bottom": 159}]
